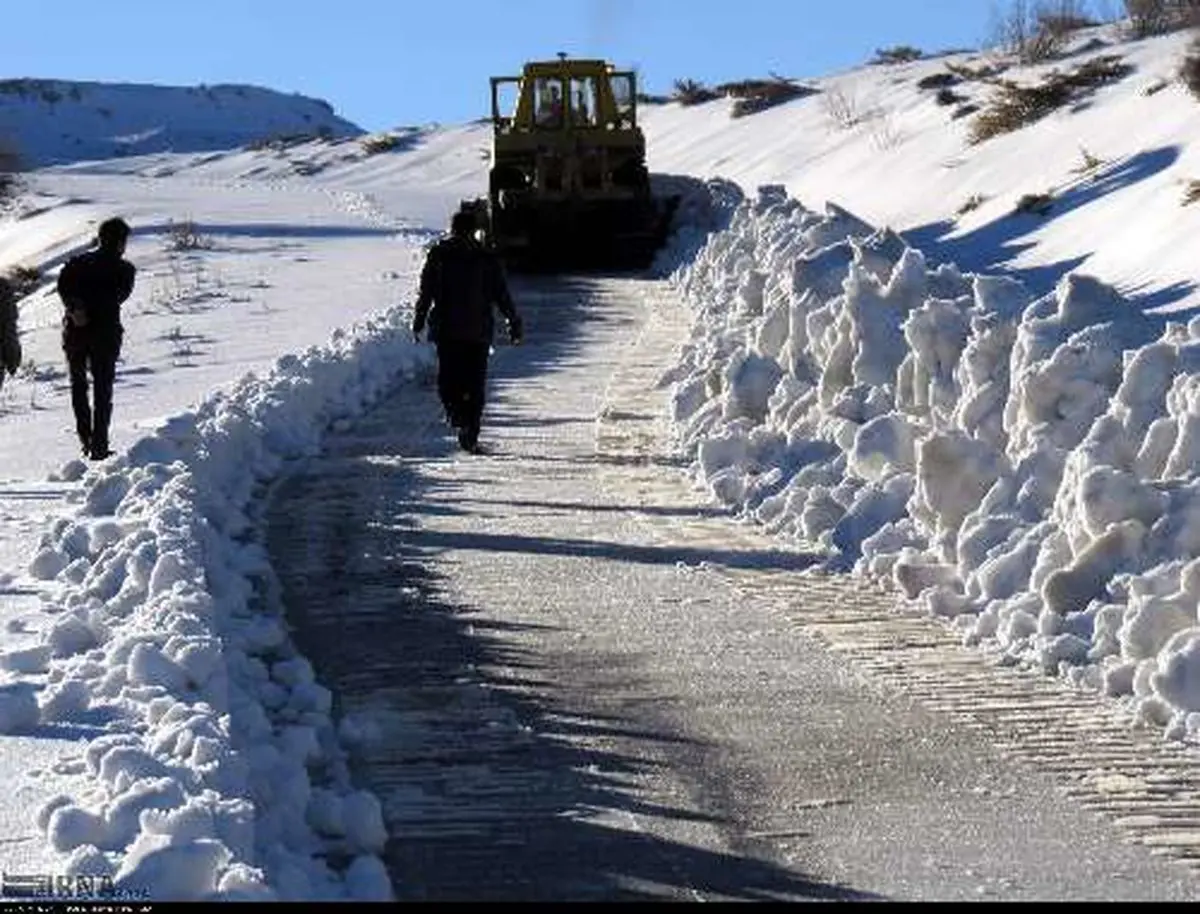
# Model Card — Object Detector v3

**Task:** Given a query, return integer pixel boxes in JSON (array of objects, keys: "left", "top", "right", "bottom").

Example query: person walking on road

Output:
[
  {"left": 411, "top": 209, "right": 523, "bottom": 454},
  {"left": 0, "top": 276, "right": 21, "bottom": 391},
  {"left": 56, "top": 217, "right": 136, "bottom": 460}
]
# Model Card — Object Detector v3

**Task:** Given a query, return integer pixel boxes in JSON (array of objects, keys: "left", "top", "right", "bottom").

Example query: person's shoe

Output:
[
  {"left": 89, "top": 444, "right": 114, "bottom": 461},
  {"left": 78, "top": 431, "right": 92, "bottom": 457},
  {"left": 457, "top": 428, "right": 480, "bottom": 454}
]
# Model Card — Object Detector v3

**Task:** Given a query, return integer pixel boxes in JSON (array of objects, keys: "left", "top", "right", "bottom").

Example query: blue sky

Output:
[{"left": 6, "top": 1, "right": 1082, "bottom": 131}]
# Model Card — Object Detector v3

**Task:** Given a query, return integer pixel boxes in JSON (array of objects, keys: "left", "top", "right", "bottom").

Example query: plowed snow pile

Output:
[
  {"left": 665, "top": 184, "right": 1200, "bottom": 742},
  {"left": 8, "top": 310, "right": 432, "bottom": 900}
]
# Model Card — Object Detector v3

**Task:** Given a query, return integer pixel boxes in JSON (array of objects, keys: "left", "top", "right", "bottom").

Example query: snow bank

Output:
[
  {"left": 8, "top": 307, "right": 433, "bottom": 901},
  {"left": 652, "top": 174, "right": 746, "bottom": 276},
  {"left": 667, "top": 183, "right": 1200, "bottom": 743}
]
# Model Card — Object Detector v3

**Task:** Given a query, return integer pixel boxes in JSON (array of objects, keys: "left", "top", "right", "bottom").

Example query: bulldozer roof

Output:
[{"left": 515, "top": 58, "right": 625, "bottom": 78}]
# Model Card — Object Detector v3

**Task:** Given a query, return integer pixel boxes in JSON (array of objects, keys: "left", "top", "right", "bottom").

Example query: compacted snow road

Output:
[{"left": 264, "top": 274, "right": 1200, "bottom": 902}]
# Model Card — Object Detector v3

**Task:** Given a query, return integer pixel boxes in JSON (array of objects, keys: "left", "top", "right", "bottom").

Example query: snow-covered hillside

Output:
[
  {"left": 642, "top": 24, "right": 1200, "bottom": 317},
  {"left": 0, "top": 79, "right": 364, "bottom": 167}
]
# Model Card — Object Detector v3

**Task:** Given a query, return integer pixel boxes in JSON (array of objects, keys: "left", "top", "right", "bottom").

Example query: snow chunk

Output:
[
  {"left": 114, "top": 836, "right": 231, "bottom": 901},
  {"left": 103, "top": 777, "right": 188, "bottom": 850},
  {"left": 342, "top": 791, "right": 387, "bottom": 854},
  {"left": 345, "top": 855, "right": 393, "bottom": 901},
  {"left": 47, "top": 804, "right": 108, "bottom": 854},
  {"left": 0, "top": 644, "right": 51, "bottom": 674},
  {"left": 1042, "top": 520, "right": 1146, "bottom": 615},
  {"left": 62, "top": 844, "right": 117, "bottom": 878},
  {"left": 1151, "top": 630, "right": 1200, "bottom": 713},
  {"left": 28, "top": 546, "right": 70, "bottom": 580},
  {"left": 214, "top": 863, "right": 277, "bottom": 901},
  {"left": 39, "top": 678, "right": 92, "bottom": 721},
  {"left": 49, "top": 613, "right": 97, "bottom": 658}
]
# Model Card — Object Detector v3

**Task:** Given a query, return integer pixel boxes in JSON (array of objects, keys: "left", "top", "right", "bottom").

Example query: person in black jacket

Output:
[
  {"left": 56, "top": 217, "right": 136, "bottom": 460},
  {"left": 0, "top": 277, "right": 20, "bottom": 390},
  {"left": 411, "top": 209, "right": 522, "bottom": 453}
]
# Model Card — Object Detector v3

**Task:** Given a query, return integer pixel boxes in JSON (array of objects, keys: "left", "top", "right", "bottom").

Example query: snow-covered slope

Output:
[
  {"left": 642, "top": 24, "right": 1200, "bottom": 317},
  {"left": 0, "top": 79, "right": 364, "bottom": 167}
]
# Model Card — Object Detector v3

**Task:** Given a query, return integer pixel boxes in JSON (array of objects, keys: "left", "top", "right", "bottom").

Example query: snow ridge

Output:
[{"left": 666, "top": 184, "right": 1200, "bottom": 744}]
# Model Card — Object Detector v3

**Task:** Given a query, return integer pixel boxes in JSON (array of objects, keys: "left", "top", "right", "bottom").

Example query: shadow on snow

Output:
[{"left": 903, "top": 145, "right": 1195, "bottom": 314}]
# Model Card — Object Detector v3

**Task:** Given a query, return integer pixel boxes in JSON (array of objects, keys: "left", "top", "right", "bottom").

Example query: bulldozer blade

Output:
[{"left": 493, "top": 195, "right": 681, "bottom": 273}]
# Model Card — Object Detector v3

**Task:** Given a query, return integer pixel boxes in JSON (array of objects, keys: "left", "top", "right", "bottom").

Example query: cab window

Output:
[
  {"left": 534, "top": 78, "right": 565, "bottom": 127},
  {"left": 569, "top": 77, "right": 598, "bottom": 126}
]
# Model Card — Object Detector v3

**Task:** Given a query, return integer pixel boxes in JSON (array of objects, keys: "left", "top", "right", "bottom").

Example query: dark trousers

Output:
[
  {"left": 64, "top": 330, "right": 119, "bottom": 454},
  {"left": 435, "top": 341, "right": 490, "bottom": 436}
]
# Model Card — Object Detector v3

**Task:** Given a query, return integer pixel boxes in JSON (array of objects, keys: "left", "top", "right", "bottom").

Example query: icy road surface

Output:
[{"left": 265, "top": 275, "right": 1200, "bottom": 902}]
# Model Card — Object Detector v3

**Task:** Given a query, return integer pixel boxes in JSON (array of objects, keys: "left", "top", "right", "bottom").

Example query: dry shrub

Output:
[
  {"left": 968, "top": 79, "right": 1072, "bottom": 142},
  {"left": 946, "top": 59, "right": 1010, "bottom": 80},
  {"left": 957, "top": 193, "right": 988, "bottom": 216},
  {"left": 360, "top": 133, "right": 404, "bottom": 155},
  {"left": 1184, "top": 179, "right": 1200, "bottom": 204},
  {"left": 1037, "top": 0, "right": 1100, "bottom": 39},
  {"left": 671, "top": 75, "right": 816, "bottom": 116},
  {"left": 987, "top": 1, "right": 1101, "bottom": 64},
  {"left": 864, "top": 107, "right": 903, "bottom": 149},
  {"left": 821, "top": 86, "right": 861, "bottom": 128},
  {"left": 719, "top": 76, "right": 817, "bottom": 117},
  {"left": 672, "top": 79, "right": 720, "bottom": 106},
  {"left": 246, "top": 129, "right": 333, "bottom": 153},
  {"left": 1074, "top": 53, "right": 1137, "bottom": 82},
  {"left": 1182, "top": 33, "right": 1200, "bottom": 100},
  {"left": 989, "top": 0, "right": 1054, "bottom": 62},
  {"left": 967, "top": 54, "right": 1133, "bottom": 143},
  {"left": 5, "top": 265, "right": 41, "bottom": 298},
  {"left": 1124, "top": 0, "right": 1200, "bottom": 37},
  {"left": 917, "top": 72, "right": 961, "bottom": 89},
  {"left": 1014, "top": 191, "right": 1055, "bottom": 214},
  {"left": 1071, "top": 144, "right": 1105, "bottom": 172},
  {"left": 165, "top": 218, "right": 211, "bottom": 251},
  {"left": 872, "top": 45, "right": 924, "bottom": 65},
  {"left": 1027, "top": 30, "right": 1067, "bottom": 62}
]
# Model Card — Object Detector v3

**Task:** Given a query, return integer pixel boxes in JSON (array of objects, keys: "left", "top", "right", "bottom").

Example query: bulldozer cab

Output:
[
  {"left": 490, "top": 59, "right": 637, "bottom": 134},
  {"left": 481, "top": 56, "right": 678, "bottom": 271}
]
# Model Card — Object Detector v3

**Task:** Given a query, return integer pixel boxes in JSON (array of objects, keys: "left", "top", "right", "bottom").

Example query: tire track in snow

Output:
[{"left": 595, "top": 279, "right": 1200, "bottom": 879}]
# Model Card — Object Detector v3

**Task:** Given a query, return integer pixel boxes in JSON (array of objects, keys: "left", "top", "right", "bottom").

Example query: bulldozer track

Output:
[{"left": 594, "top": 277, "right": 1200, "bottom": 877}]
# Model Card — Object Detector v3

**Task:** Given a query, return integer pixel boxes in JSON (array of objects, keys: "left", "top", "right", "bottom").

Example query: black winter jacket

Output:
[
  {"left": 413, "top": 236, "right": 517, "bottom": 344},
  {"left": 0, "top": 280, "right": 19, "bottom": 379},
  {"left": 57, "top": 248, "right": 136, "bottom": 343}
]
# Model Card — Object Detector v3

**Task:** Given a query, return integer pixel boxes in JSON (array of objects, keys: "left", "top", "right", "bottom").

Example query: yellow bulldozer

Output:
[{"left": 468, "top": 55, "right": 679, "bottom": 271}]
